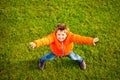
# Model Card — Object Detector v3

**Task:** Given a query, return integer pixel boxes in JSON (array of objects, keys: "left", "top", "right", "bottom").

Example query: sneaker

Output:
[
  {"left": 79, "top": 60, "right": 86, "bottom": 70},
  {"left": 39, "top": 62, "right": 45, "bottom": 70}
]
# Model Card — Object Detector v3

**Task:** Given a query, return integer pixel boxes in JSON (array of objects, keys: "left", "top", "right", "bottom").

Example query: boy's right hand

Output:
[{"left": 30, "top": 42, "right": 36, "bottom": 48}]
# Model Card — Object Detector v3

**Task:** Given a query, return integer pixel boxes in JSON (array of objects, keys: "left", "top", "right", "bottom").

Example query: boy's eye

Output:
[
  {"left": 58, "top": 34, "right": 60, "bottom": 36},
  {"left": 62, "top": 34, "right": 64, "bottom": 36}
]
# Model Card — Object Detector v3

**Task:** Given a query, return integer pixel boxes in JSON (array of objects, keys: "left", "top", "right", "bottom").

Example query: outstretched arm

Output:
[
  {"left": 30, "top": 33, "right": 54, "bottom": 48},
  {"left": 70, "top": 33, "right": 99, "bottom": 45}
]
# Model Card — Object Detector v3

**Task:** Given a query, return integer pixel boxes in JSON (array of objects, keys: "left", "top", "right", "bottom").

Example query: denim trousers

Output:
[{"left": 40, "top": 52, "right": 83, "bottom": 63}]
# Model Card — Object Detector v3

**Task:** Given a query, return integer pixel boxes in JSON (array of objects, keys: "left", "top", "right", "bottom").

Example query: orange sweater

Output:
[{"left": 34, "top": 32, "right": 94, "bottom": 56}]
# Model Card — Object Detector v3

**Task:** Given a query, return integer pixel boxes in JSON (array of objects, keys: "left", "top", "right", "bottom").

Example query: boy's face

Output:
[{"left": 56, "top": 30, "right": 67, "bottom": 42}]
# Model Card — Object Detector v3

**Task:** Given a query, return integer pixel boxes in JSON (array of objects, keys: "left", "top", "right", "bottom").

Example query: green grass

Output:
[{"left": 0, "top": 0, "right": 120, "bottom": 80}]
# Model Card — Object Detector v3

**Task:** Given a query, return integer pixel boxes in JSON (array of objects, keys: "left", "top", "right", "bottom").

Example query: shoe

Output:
[
  {"left": 79, "top": 60, "right": 86, "bottom": 70},
  {"left": 39, "top": 62, "right": 45, "bottom": 70}
]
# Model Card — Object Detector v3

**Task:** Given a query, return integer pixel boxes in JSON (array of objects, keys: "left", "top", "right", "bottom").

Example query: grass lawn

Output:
[{"left": 0, "top": 0, "right": 120, "bottom": 80}]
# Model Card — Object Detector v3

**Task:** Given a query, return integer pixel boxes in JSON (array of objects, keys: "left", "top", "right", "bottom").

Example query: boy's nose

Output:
[{"left": 59, "top": 36, "right": 62, "bottom": 38}]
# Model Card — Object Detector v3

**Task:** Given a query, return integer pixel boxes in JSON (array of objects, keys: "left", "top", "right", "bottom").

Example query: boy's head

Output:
[{"left": 55, "top": 23, "right": 69, "bottom": 42}]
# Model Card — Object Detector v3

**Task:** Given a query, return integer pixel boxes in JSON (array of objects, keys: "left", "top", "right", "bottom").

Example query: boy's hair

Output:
[{"left": 55, "top": 23, "right": 70, "bottom": 33}]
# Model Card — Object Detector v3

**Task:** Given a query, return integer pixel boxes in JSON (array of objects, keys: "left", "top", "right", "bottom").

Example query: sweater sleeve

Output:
[
  {"left": 33, "top": 33, "right": 54, "bottom": 48},
  {"left": 70, "top": 33, "right": 94, "bottom": 45}
]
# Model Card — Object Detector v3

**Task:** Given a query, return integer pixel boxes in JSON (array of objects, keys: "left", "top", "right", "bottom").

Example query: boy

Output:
[{"left": 30, "top": 23, "right": 99, "bottom": 70}]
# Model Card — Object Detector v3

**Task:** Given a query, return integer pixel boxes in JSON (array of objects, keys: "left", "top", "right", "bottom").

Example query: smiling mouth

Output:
[{"left": 59, "top": 39, "right": 64, "bottom": 41}]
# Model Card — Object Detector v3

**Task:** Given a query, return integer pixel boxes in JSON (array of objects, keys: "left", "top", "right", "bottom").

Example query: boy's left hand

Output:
[{"left": 93, "top": 38, "right": 99, "bottom": 45}]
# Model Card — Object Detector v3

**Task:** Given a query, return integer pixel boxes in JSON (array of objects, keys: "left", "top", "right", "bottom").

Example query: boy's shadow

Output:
[
  {"left": 23, "top": 59, "right": 39, "bottom": 70},
  {"left": 20, "top": 57, "right": 79, "bottom": 71},
  {"left": 53, "top": 57, "right": 80, "bottom": 69}
]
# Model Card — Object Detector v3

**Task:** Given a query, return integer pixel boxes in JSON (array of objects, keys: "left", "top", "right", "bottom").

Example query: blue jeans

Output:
[{"left": 40, "top": 52, "right": 83, "bottom": 63}]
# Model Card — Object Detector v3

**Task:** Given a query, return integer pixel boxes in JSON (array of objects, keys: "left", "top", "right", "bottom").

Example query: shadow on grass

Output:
[
  {"left": 0, "top": 58, "right": 81, "bottom": 80},
  {"left": 53, "top": 57, "right": 80, "bottom": 69},
  {"left": 16, "top": 57, "right": 80, "bottom": 71},
  {"left": 18, "top": 59, "right": 40, "bottom": 71}
]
